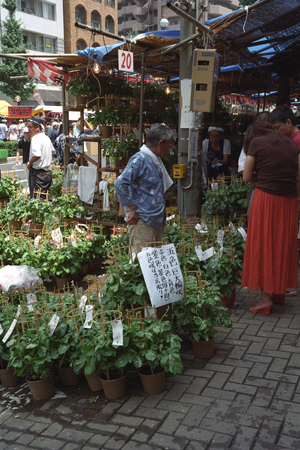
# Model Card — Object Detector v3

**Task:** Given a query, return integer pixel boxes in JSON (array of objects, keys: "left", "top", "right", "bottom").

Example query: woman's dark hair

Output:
[
  {"left": 58, "top": 123, "right": 63, "bottom": 136},
  {"left": 243, "top": 121, "right": 287, "bottom": 154},
  {"left": 12, "top": 119, "right": 16, "bottom": 124}
]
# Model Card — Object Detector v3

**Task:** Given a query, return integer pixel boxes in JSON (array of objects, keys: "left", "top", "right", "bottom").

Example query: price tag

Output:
[
  {"left": 111, "top": 320, "right": 123, "bottom": 346},
  {"left": 217, "top": 230, "right": 225, "bottom": 246},
  {"left": 27, "top": 294, "right": 37, "bottom": 312},
  {"left": 49, "top": 314, "right": 59, "bottom": 335},
  {"left": 195, "top": 245, "right": 203, "bottom": 261},
  {"left": 51, "top": 228, "right": 63, "bottom": 245},
  {"left": 195, "top": 223, "right": 208, "bottom": 234},
  {"left": 0, "top": 324, "right": 3, "bottom": 335},
  {"left": 2, "top": 319, "right": 17, "bottom": 343},
  {"left": 16, "top": 305, "right": 21, "bottom": 318},
  {"left": 166, "top": 214, "right": 176, "bottom": 222},
  {"left": 84, "top": 305, "right": 93, "bottom": 329},
  {"left": 229, "top": 222, "right": 237, "bottom": 235},
  {"left": 34, "top": 235, "right": 42, "bottom": 249},
  {"left": 238, "top": 227, "right": 247, "bottom": 241},
  {"left": 79, "top": 295, "right": 87, "bottom": 311},
  {"left": 118, "top": 50, "right": 134, "bottom": 73}
]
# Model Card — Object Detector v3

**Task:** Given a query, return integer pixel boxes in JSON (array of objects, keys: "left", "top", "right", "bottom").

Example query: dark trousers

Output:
[{"left": 29, "top": 168, "right": 52, "bottom": 198}]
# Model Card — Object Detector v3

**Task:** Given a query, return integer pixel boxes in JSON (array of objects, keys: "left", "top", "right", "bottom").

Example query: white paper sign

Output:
[
  {"left": 229, "top": 222, "right": 237, "bottom": 235},
  {"left": 79, "top": 295, "right": 87, "bottom": 311},
  {"left": 138, "top": 244, "right": 184, "bottom": 308},
  {"left": 51, "top": 228, "right": 63, "bottom": 246},
  {"left": 195, "top": 245, "right": 215, "bottom": 261},
  {"left": 84, "top": 305, "right": 93, "bottom": 329},
  {"left": 49, "top": 314, "right": 59, "bottom": 334},
  {"left": 0, "top": 324, "right": 3, "bottom": 335},
  {"left": 195, "top": 222, "right": 208, "bottom": 234},
  {"left": 238, "top": 227, "right": 247, "bottom": 241},
  {"left": 217, "top": 230, "right": 225, "bottom": 246},
  {"left": 34, "top": 235, "right": 42, "bottom": 249},
  {"left": 111, "top": 320, "right": 123, "bottom": 346},
  {"left": 118, "top": 49, "right": 134, "bottom": 72},
  {"left": 166, "top": 214, "right": 176, "bottom": 222},
  {"left": 2, "top": 319, "right": 17, "bottom": 343},
  {"left": 27, "top": 294, "right": 37, "bottom": 312},
  {"left": 195, "top": 245, "right": 203, "bottom": 261}
]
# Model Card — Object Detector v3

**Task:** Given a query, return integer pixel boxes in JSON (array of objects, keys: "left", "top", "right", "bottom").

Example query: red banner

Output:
[
  {"left": 27, "top": 58, "right": 70, "bottom": 88},
  {"left": 8, "top": 106, "right": 33, "bottom": 118},
  {"left": 219, "top": 94, "right": 271, "bottom": 111}
]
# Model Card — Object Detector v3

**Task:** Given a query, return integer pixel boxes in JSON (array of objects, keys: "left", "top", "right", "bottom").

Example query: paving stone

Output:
[
  {"left": 247, "top": 405, "right": 285, "bottom": 422},
  {"left": 122, "top": 442, "right": 158, "bottom": 450},
  {"left": 244, "top": 354, "right": 273, "bottom": 364},
  {"left": 252, "top": 387, "right": 275, "bottom": 407},
  {"left": 163, "top": 383, "right": 188, "bottom": 401},
  {"left": 264, "top": 338, "right": 281, "bottom": 351},
  {"left": 158, "top": 411, "right": 185, "bottom": 435},
  {"left": 180, "top": 393, "right": 215, "bottom": 406},
  {"left": 198, "top": 418, "right": 239, "bottom": 435},
  {"left": 104, "top": 436, "right": 127, "bottom": 449},
  {"left": 245, "top": 376, "right": 277, "bottom": 389},
  {"left": 185, "top": 377, "right": 208, "bottom": 395},
  {"left": 181, "top": 404, "right": 209, "bottom": 427},
  {"left": 140, "top": 391, "right": 166, "bottom": 408},
  {"left": 56, "top": 428, "right": 94, "bottom": 444},
  {"left": 201, "top": 387, "right": 237, "bottom": 401},
  {"left": 185, "top": 440, "right": 208, "bottom": 450},
  {"left": 29, "top": 436, "right": 65, "bottom": 450},
  {"left": 224, "top": 358, "right": 254, "bottom": 369},
  {"left": 277, "top": 435, "right": 300, "bottom": 450},
  {"left": 2, "top": 430, "right": 22, "bottom": 442},
  {"left": 29, "top": 422, "right": 50, "bottom": 433},
  {"left": 117, "top": 396, "right": 145, "bottom": 414},
  {"left": 265, "top": 371, "right": 298, "bottom": 384},
  {"left": 85, "top": 422, "right": 119, "bottom": 435},
  {"left": 207, "top": 372, "right": 230, "bottom": 389},
  {"left": 257, "top": 418, "right": 282, "bottom": 445},
  {"left": 166, "top": 374, "right": 194, "bottom": 384},
  {"left": 115, "top": 426, "right": 136, "bottom": 439},
  {"left": 282, "top": 411, "right": 300, "bottom": 437},
  {"left": 149, "top": 432, "right": 188, "bottom": 450},
  {"left": 223, "top": 381, "right": 257, "bottom": 395},
  {"left": 246, "top": 341, "right": 265, "bottom": 354},
  {"left": 133, "top": 406, "right": 167, "bottom": 420},
  {"left": 94, "top": 402, "right": 121, "bottom": 421},
  {"left": 231, "top": 425, "right": 257, "bottom": 450},
  {"left": 228, "top": 367, "right": 249, "bottom": 384},
  {"left": 132, "top": 419, "right": 160, "bottom": 443},
  {"left": 226, "top": 393, "right": 252, "bottom": 414},
  {"left": 175, "top": 425, "right": 214, "bottom": 443},
  {"left": 206, "top": 399, "right": 231, "bottom": 420},
  {"left": 26, "top": 413, "right": 53, "bottom": 424},
  {"left": 1, "top": 417, "right": 34, "bottom": 431},
  {"left": 268, "top": 358, "right": 288, "bottom": 373},
  {"left": 184, "top": 369, "right": 215, "bottom": 378},
  {"left": 247, "top": 362, "right": 269, "bottom": 378},
  {"left": 58, "top": 444, "right": 81, "bottom": 450},
  {"left": 156, "top": 400, "right": 192, "bottom": 414},
  {"left": 274, "top": 382, "right": 295, "bottom": 401},
  {"left": 244, "top": 324, "right": 261, "bottom": 335},
  {"left": 204, "top": 363, "right": 234, "bottom": 374},
  {"left": 252, "top": 442, "right": 290, "bottom": 450},
  {"left": 111, "top": 413, "right": 145, "bottom": 427},
  {"left": 2, "top": 446, "right": 30, "bottom": 450}
]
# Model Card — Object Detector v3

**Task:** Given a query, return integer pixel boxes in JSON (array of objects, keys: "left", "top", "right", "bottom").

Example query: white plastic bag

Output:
[{"left": 0, "top": 265, "right": 42, "bottom": 291}]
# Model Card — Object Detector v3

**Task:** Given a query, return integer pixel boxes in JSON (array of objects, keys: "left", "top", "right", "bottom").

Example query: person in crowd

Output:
[
  {"left": 50, "top": 122, "right": 59, "bottom": 144},
  {"left": 18, "top": 119, "right": 25, "bottom": 139},
  {"left": 26, "top": 118, "right": 53, "bottom": 198},
  {"left": 202, "top": 124, "right": 231, "bottom": 182},
  {"left": 268, "top": 106, "right": 300, "bottom": 296},
  {"left": 8, "top": 119, "right": 18, "bottom": 141},
  {"left": 114, "top": 123, "right": 173, "bottom": 253},
  {"left": 0, "top": 118, "right": 7, "bottom": 142},
  {"left": 73, "top": 117, "right": 93, "bottom": 138},
  {"left": 15, "top": 126, "right": 31, "bottom": 185},
  {"left": 242, "top": 121, "right": 300, "bottom": 314},
  {"left": 53, "top": 123, "right": 65, "bottom": 166}
]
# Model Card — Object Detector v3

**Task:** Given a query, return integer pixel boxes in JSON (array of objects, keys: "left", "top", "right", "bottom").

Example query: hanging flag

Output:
[{"left": 27, "top": 58, "right": 70, "bottom": 88}]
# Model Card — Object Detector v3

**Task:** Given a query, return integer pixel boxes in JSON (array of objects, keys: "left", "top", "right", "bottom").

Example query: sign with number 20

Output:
[{"left": 118, "top": 50, "right": 134, "bottom": 73}]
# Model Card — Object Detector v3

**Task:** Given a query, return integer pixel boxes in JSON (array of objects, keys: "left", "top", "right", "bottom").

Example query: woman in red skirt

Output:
[{"left": 242, "top": 121, "right": 299, "bottom": 314}]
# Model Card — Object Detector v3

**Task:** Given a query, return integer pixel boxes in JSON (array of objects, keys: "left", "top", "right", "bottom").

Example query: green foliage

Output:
[
  {"left": 54, "top": 193, "right": 85, "bottom": 219},
  {"left": 102, "top": 131, "right": 139, "bottom": 158},
  {"left": 201, "top": 188, "right": 229, "bottom": 215},
  {"left": 0, "top": 140, "right": 18, "bottom": 157},
  {"left": 226, "top": 179, "right": 249, "bottom": 211},
  {"left": 6, "top": 195, "right": 28, "bottom": 221},
  {"left": 50, "top": 168, "right": 64, "bottom": 198},
  {"left": 0, "top": 174, "right": 21, "bottom": 197},
  {"left": 0, "top": 0, "right": 36, "bottom": 101},
  {"left": 25, "top": 197, "right": 53, "bottom": 224}
]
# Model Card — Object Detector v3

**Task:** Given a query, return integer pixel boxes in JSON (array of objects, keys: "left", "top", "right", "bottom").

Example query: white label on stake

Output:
[
  {"left": 16, "top": 305, "right": 21, "bottom": 318},
  {"left": 166, "top": 214, "right": 176, "bottom": 222},
  {"left": 51, "top": 228, "right": 63, "bottom": 245},
  {"left": 98, "top": 292, "right": 102, "bottom": 306},
  {"left": 84, "top": 305, "right": 93, "bottom": 329},
  {"left": 49, "top": 314, "right": 59, "bottom": 335},
  {"left": 2, "top": 319, "right": 17, "bottom": 343},
  {"left": 34, "top": 235, "right": 42, "bottom": 250},
  {"left": 129, "top": 250, "right": 136, "bottom": 264},
  {"left": 118, "top": 49, "right": 134, "bottom": 72},
  {"left": 201, "top": 247, "right": 215, "bottom": 261},
  {"left": 0, "top": 324, "right": 3, "bottom": 335},
  {"left": 111, "top": 320, "right": 123, "bottom": 346},
  {"left": 195, "top": 245, "right": 203, "bottom": 261},
  {"left": 79, "top": 295, "right": 87, "bottom": 311},
  {"left": 6, "top": 339, "right": 15, "bottom": 348},
  {"left": 229, "top": 222, "right": 237, "bottom": 235},
  {"left": 217, "top": 230, "right": 225, "bottom": 246},
  {"left": 238, "top": 227, "right": 247, "bottom": 241},
  {"left": 27, "top": 294, "right": 37, "bottom": 312}
]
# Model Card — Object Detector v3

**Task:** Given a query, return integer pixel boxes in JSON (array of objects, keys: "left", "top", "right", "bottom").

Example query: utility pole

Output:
[{"left": 177, "top": 0, "right": 205, "bottom": 217}]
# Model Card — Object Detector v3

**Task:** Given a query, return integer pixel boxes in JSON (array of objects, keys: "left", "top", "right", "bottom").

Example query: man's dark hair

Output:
[{"left": 268, "top": 105, "right": 297, "bottom": 126}]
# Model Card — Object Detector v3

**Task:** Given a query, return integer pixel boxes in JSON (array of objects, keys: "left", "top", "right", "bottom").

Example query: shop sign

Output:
[
  {"left": 118, "top": 50, "right": 134, "bottom": 73},
  {"left": 8, "top": 106, "right": 33, "bottom": 118}
]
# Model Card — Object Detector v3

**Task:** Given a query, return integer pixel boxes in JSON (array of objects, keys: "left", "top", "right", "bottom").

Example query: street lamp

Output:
[{"left": 160, "top": 18, "right": 169, "bottom": 29}]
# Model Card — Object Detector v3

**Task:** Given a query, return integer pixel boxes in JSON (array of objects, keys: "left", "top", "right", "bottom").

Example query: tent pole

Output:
[{"left": 139, "top": 52, "right": 145, "bottom": 149}]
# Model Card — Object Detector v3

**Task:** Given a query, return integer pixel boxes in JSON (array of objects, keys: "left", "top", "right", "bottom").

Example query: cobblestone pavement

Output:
[{"left": 1, "top": 286, "right": 300, "bottom": 450}]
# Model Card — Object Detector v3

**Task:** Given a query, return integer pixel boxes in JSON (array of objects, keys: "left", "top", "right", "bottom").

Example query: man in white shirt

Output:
[
  {"left": 202, "top": 124, "right": 231, "bottom": 182},
  {"left": 0, "top": 118, "right": 7, "bottom": 141},
  {"left": 26, "top": 118, "right": 53, "bottom": 198}
]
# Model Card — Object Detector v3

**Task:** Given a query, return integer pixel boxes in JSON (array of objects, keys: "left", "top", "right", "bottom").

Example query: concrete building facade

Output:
[
  {"left": 63, "top": 0, "right": 118, "bottom": 54},
  {"left": 118, "top": 0, "right": 239, "bottom": 36}
]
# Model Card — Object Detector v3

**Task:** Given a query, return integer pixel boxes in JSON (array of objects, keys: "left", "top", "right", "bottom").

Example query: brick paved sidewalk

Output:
[{"left": 1, "top": 286, "right": 300, "bottom": 450}]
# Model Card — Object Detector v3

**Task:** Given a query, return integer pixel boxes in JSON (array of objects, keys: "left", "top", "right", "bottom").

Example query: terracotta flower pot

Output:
[
  {"left": 190, "top": 336, "right": 215, "bottom": 359},
  {"left": 27, "top": 375, "right": 55, "bottom": 400},
  {"left": 99, "top": 125, "right": 112, "bottom": 138},
  {"left": 58, "top": 367, "right": 82, "bottom": 386},
  {"left": 85, "top": 372, "right": 103, "bottom": 391},
  {"left": 8, "top": 219, "right": 22, "bottom": 232},
  {"left": 55, "top": 276, "right": 71, "bottom": 290},
  {"left": 99, "top": 373, "right": 127, "bottom": 400},
  {"left": 138, "top": 366, "right": 165, "bottom": 395},
  {"left": 79, "top": 263, "right": 89, "bottom": 276},
  {"left": 90, "top": 257, "right": 103, "bottom": 269},
  {"left": 0, "top": 367, "right": 22, "bottom": 387},
  {"left": 76, "top": 95, "right": 88, "bottom": 108}
]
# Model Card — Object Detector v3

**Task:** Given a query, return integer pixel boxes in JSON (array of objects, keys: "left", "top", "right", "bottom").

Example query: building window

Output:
[
  {"left": 91, "top": 10, "right": 101, "bottom": 29},
  {"left": 170, "top": 20, "right": 178, "bottom": 25},
  {"left": 105, "top": 15, "right": 114, "bottom": 33},
  {"left": 75, "top": 5, "right": 87, "bottom": 24},
  {"left": 105, "top": 0, "right": 115, "bottom": 8},
  {"left": 92, "top": 42, "right": 100, "bottom": 47},
  {"left": 76, "top": 39, "right": 87, "bottom": 51},
  {"left": 17, "top": 0, "right": 55, "bottom": 20},
  {"left": 153, "top": 9, "right": 158, "bottom": 17},
  {"left": 23, "top": 31, "right": 57, "bottom": 53}
]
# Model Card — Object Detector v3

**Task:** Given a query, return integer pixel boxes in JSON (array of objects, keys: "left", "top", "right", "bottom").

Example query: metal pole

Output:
[
  {"left": 139, "top": 53, "right": 145, "bottom": 149},
  {"left": 75, "top": 22, "right": 135, "bottom": 44},
  {"left": 166, "top": 2, "right": 213, "bottom": 35}
]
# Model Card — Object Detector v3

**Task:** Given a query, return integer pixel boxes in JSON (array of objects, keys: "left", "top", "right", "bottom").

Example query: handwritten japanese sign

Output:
[
  {"left": 8, "top": 106, "right": 33, "bottom": 118},
  {"left": 138, "top": 244, "right": 184, "bottom": 308}
]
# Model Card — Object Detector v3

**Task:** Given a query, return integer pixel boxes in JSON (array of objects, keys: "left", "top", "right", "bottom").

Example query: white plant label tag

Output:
[
  {"left": 195, "top": 245, "right": 203, "bottom": 261},
  {"left": 166, "top": 214, "right": 176, "bottom": 222},
  {"left": 49, "top": 314, "right": 59, "bottom": 335},
  {"left": 98, "top": 292, "right": 102, "bottom": 306},
  {"left": 229, "top": 222, "right": 237, "bottom": 235},
  {"left": 68, "top": 234, "right": 77, "bottom": 246},
  {"left": 111, "top": 320, "right": 123, "bottom": 346},
  {"left": 51, "top": 228, "right": 63, "bottom": 245},
  {"left": 201, "top": 247, "right": 215, "bottom": 261},
  {"left": 2, "top": 319, "right": 17, "bottom": 343},
  {"left": 16, "top": 305, "right": 21, "bottom": 318},
  {"left": 0, "top": 324, "right": 3, "bottom": 335},
  {"left": 27, "top": 294, "right": 37, "bottom": 312},
  {"left": 144, "top": 307, "right": 156, "bottom": 318},
  {"left": 84, "top": 305, "right": 93, "bottom": 329},
  {"left": 138, "top": 243, "right": 184, "bottom": 308},
  {"left": 34, "top": 235, "right": 42, "bottom": 250},
  {"left": 6, "top": 339, "right": 15, "bottom": 348},
  {"left": 238, "top": 227, "right": 247, "bottom": 241},
  {"left": 195, "top": 223, "right": 208, "bottom": 234},
  {"left": 217, "top": 230, "right": 225, "bottom": 246},
  {"left": 79, "top": 295, "right": 87, "bottom": 311},
  {"left": 129, "top": 250, "right": 136, "bottom": 264}
]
